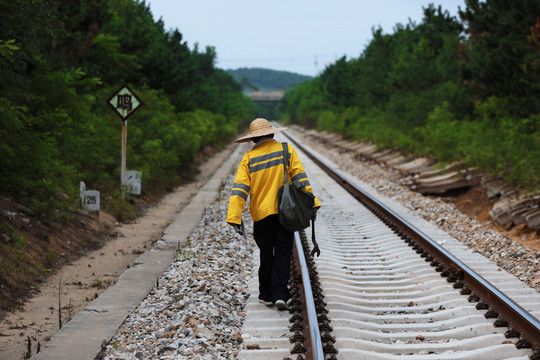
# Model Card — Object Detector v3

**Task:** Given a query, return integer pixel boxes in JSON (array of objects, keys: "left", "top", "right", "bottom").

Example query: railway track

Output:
[{"left": 238, "top": 129, "right": 540, "bottom": 359}]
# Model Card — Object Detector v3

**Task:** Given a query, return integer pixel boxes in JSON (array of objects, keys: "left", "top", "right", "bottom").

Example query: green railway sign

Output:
[{"left": 107, "top": 85, "right": 142, "bottom": 120}]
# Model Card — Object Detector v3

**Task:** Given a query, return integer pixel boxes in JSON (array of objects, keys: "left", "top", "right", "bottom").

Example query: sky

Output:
[{"left": 146, "top": 0, "right": 466, "bottom": 77}]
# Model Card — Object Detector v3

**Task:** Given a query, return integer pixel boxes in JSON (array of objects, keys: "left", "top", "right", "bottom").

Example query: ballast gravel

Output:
[{"left": 102, "top": 176, "right": 255, "bottom": 359}]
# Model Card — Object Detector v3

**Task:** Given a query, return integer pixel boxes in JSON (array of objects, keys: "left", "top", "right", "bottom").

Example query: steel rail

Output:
[
  {"left": 284, "top": 131, "right": 540, "bottom": 351},
  {"left": 293, "top": 232, "right": 325, "bottom": 360}
]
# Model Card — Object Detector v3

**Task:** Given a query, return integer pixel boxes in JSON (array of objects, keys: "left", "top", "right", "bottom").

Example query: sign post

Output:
[
  {"left": 121, "top": 119, "right": 127, "bottom": 187},
  {"left": 107, "top": 85, "right": 142, "bottom": 192}
]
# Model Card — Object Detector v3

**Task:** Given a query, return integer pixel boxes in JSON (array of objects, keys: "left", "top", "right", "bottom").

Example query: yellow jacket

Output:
[{"left": 227, "top": 139, "right": 321, "bottom": 225}]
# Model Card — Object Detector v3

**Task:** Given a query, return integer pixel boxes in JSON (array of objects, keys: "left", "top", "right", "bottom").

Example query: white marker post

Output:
[
  {"left": 80, "top": 181, "right": 100, "bottom": 214},
  {"left": 80, "top": 181, "right": 86, "bottom": 206},
  {"left": 126, "top": 170, "right": 142, "bottom": 196},
  {"left": 107, "top": 85, "right": 142, "bottom": 193},
  {"left": 83, "top": 190, "right": 100, "bottom": 214}
]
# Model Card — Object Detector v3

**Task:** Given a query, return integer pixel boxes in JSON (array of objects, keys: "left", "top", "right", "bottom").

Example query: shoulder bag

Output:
[{"left": 277, "top": 142, "right": 320, "bottom": 256}]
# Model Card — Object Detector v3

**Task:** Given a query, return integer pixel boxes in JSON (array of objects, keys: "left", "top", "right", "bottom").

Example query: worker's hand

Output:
[{"left": 232, "top": 220, "right": 245, "bottom": 237}]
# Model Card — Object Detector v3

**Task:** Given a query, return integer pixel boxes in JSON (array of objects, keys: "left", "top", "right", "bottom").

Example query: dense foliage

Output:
[
  {"left": 227, "top": 67, "right": 313, "bottom": 91},
  {"left": 0, "top": 0, "right": 255, "bottom": 218},
  {"left": 281, "top": 1, "right": 540, "bottom": 192}
]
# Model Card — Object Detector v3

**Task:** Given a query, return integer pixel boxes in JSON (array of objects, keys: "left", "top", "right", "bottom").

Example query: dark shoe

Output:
[{"left": 275, "top": 299, "right": 289, "bottom": 310}]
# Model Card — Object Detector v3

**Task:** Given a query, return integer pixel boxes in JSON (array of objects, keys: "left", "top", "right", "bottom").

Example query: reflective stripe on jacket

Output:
[{"left": 226, "top": 139, "right": 320, "bottom": 225}]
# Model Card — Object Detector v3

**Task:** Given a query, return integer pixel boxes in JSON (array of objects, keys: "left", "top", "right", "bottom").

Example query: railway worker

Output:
[{"left": 226, "top": 118, "right": 320, "bottom": 310}]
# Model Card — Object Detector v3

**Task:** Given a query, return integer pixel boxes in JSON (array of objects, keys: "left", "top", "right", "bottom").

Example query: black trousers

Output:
[{"left": 253, "top": 214, "right": 294, "bottom": 303}]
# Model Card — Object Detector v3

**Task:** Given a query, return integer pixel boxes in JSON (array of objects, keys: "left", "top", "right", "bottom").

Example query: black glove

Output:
[{"left": 232, "top": 220, "right": 245, "bottom": 238}]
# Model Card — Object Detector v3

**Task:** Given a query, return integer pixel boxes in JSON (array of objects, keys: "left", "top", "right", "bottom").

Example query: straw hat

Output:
[{"left": 234, "top": 118, "right": 288, "bottom": 143}]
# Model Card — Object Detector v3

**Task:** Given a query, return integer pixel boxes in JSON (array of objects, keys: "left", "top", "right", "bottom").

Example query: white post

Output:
[
  {"left": 121, "top": 120, "right": 127, "bottom": 191},
  {"left": 79, "top": 181, "right": 86, "bottom": 207}
]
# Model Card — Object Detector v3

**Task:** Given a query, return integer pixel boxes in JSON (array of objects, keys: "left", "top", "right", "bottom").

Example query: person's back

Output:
[
  {"left": 227, "top": 138, "right": 317, "bottom": 224},
  {"left": 227, "top": 118, "right": 320, "bottom": 309}
]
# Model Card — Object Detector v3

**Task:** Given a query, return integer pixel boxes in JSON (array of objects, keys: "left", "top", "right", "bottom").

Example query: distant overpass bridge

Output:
[{"left": 246, "top": 91, "right": 285, "bottom": 102}]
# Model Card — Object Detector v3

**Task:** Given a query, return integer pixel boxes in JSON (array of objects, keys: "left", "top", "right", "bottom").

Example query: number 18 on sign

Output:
[{"left": 107, "top": 85, "right": 142, "bottom": 192}]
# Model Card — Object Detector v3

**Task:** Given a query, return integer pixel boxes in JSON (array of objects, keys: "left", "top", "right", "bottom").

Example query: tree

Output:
[{"left": 459, "top": 0, "right": 540, "bottom": 115}]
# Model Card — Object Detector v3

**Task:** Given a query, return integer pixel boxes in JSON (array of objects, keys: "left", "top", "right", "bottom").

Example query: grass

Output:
[{"left": 0, "top": 225, "right": 30, "bottom": 289}]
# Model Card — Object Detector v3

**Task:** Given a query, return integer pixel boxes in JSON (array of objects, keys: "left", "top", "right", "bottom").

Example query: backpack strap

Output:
[
  {"left": 310, "top": 218, "right": 320, "bottom": 257},
  {"left": 282, "top": 142, "right": 289, "bottom": 184}
]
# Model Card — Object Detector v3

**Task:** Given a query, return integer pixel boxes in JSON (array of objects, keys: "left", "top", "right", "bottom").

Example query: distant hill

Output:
[{"left": 227, "top": 68, "right": 313, "bottom": 92}]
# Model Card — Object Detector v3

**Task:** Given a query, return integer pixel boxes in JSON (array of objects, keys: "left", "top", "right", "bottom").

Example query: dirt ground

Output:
[
  {"left": 0, "top": 143, "right": 237, "bottom": 360},
  {"left": 442, "top": 185, "right": 540, "bottom": 251}
]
